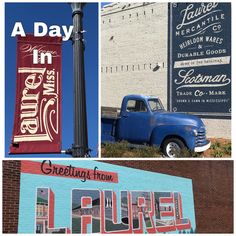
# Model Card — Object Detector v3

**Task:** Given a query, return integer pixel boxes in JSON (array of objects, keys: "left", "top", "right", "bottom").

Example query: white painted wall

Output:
[{"left": 101, "top": 2, "right": 231, "bottom": 139}]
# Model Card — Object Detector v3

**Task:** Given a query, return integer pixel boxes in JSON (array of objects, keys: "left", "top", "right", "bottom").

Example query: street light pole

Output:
[{"left": 70, "top": 3, "right": 88, "bottom": 157}]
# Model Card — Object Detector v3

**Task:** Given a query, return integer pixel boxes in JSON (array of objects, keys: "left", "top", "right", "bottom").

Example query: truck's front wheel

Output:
[{"left": 162, "top": 138, "right": 185, "bottom": 158}]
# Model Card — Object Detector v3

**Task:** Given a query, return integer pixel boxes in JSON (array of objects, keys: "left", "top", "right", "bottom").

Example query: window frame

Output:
[{"left": 126, "top": 99, "right": 148, "bottom": 113}]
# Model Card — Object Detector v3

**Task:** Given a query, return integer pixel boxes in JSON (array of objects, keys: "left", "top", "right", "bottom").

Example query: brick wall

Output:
[
  {"left": 101, "top": 3, "right": 168, "bottom": 108},
  {"left": 2, "top": 160, "right": 233, "bottom": 233},
  {"left": 2, "top": 161, "right": 21, "bottom": 233},
  {"left": 101, "top": 2, "right": 231, "bottom": 139},
  {"left": 103, "top": 160, "right": 233, "bottom": 233}
]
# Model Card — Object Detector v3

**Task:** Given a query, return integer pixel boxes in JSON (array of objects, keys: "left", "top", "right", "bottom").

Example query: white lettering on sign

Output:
[
  {"left": 174, "top": 69, "right": 231, "bottom": 90},
  {"left": 33, "top": 49, "right": 52, "bottom": 64},
  {"left": 13, "top": 67, "right": 59, "bottom": 142},
  {"left": 176, "top": 3, "right": 219, "bottom": 30},
  {"left": 20, "top": 44, "right": 59, "bottom": 58},
  {"left": 175, "top": 3, "right": 225, "bottom": 38}
]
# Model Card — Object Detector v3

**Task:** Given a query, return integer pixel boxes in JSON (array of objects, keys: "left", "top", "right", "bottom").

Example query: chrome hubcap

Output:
[{"left": 166, "top": 142, "right": 181, "bottom": 158}]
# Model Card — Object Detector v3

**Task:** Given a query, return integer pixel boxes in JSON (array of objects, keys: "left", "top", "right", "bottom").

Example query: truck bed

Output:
[
  {"left": 101, "top": 107, "right": 121, "bottom": 143},
  {"left": 101, "top": 106, "right": 120, "bottom": 118},
  {"left": 101, "top": 117, "right": 118, "bottom": 143}
]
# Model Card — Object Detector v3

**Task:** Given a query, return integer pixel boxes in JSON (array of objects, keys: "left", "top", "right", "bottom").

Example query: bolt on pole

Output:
[{"left": 70, "top": 3, "right": 88, "bottom": 157}]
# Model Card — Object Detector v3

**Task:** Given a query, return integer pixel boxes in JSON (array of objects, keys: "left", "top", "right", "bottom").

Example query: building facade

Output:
[
  {"left": 101, "top": 2, "right": 231, "bottom": 139},
  {"left": 3, "top": 160, "right": 233, "bottom": 233}
]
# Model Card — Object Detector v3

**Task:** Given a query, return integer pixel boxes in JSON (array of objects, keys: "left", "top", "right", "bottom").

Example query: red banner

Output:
[
  {"left": 10, "top": 35, "right": 62, "bottom": 154},
  {"left": 21, "top": 161, "right": 119, "bottom": 183}
]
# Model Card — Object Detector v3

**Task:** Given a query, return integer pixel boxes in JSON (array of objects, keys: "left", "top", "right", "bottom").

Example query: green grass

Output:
[
  {"left": 101, "top": 141, "right": 162, "bottom": 157},
  {"left": 101, "top": 140, "right": 231, "bottom": 158},
  {"left": 210, "top": 141, "right": 231, "bottom": 157}
]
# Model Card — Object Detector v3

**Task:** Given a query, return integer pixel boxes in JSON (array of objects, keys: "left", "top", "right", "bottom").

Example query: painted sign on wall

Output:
[
  {"left": 18, "top": 160, "right": 196, "bottom": 234},
  {"left": 168, "top": 3, "right": 231, "bottom": 117}
]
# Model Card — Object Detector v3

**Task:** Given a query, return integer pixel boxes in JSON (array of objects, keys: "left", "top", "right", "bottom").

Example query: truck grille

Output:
[{"left": 195, "top": 127, "right": 207, "bottom": 147}]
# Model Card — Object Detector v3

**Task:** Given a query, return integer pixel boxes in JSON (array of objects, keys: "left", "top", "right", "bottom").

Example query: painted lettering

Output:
[
  {"left": 35, "top": 188, "right": 191, "bottom": 234},
  {"left": 175, "top": 69, "right": 231, "bottom": 90}
]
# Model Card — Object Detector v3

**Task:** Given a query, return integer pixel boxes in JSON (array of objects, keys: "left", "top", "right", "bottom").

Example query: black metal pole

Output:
[{"left": 70, "top": 3, "right": 88, "bottom": 157}]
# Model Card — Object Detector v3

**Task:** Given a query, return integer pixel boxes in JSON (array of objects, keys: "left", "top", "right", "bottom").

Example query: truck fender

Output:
[{"left": 150, "top": 126, "right": 194, "bottom": 150}]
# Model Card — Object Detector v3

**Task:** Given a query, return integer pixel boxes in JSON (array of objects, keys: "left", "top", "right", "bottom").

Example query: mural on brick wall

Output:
[
  {"left": 18, "top": 160, "right": 196, "bottom": 234},
  {"left": 168, "top": 2, "right": 231, "bottom": 117}
]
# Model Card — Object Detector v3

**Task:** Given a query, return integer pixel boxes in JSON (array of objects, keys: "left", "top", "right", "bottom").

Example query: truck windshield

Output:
[{"left": 148, "top": 99, "right": 164, "bottom": 112}]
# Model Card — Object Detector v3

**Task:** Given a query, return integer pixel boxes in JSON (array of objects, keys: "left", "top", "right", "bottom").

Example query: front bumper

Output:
[{"left": 194, "top": 140, "right": 211, "bottom": 152}]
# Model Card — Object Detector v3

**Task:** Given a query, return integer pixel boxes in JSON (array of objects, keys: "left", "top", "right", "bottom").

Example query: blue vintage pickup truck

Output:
[{"left": 101, "top": 95, "right": 211, "bottom": 157}]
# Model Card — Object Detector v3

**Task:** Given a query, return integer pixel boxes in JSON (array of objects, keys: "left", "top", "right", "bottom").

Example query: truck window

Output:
[
  {"left": 148, "top": 99, "right": 164, "bottom": 112},
  {"left": 126, "top": 99, "right": 147, "bottom": 112}
]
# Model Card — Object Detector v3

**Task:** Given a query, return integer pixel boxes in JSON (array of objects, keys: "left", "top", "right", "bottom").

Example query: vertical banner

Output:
[
  {"left": 168, "top": 3, "right": 231, "bottom": 117},
  {"left": 10, "top": 35, "right": 62, "bottom": 154}
]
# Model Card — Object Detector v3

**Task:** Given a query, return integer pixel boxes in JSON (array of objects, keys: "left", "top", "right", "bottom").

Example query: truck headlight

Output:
[{"left": 193, "top": 129, "right": 198, "bottom": 136}]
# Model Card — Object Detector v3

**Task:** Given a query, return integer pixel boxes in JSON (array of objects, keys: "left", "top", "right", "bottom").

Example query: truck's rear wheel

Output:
[{"left": 162, "top": 138, "right": 185, "bottom": 158}]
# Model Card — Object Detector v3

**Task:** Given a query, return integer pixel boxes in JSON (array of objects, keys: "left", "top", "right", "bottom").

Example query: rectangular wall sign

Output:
[{"left": 168, "top": 3, "right": 231, "bottom": 117}]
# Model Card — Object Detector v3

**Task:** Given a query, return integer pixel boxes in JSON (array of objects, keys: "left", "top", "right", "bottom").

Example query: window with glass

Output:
[
  {"left": 126, "top": 100, "right": 147, "bottom": 112},
  {"left": 148, "top": 99, "right": 164, "bottom": 112}
]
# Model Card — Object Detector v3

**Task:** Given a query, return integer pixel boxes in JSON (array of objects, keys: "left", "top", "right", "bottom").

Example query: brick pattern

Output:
[
  {"left": 101, "top": 3, "right": 168, "bottom": 109},
  {"left": 103, "top": 160, "right": 233, "bottom": 233},
  {"left": 202, "top": 118, "right": 231, "bottom": 139},
  {"left": 101, "top": 3, "right": 231, "bottom": 139},
  {"left": 2, "top": 161, "right": 21, "bottom": 233},
  {"left": 2, "top": 160, "right": 233, "bottom": 233}
]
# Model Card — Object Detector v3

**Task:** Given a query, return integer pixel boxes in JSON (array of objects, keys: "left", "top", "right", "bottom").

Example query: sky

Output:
[
  {"left": 101, "top": 2, "right": 111, "bottom": 8},
  {"left": 5, "top": 3, "right": 98, "bottom": 157}
]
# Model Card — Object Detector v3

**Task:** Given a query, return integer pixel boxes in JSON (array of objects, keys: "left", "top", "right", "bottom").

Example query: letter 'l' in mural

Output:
[{"left": 17, "top": 161, "right": 196, "bottom": 234}]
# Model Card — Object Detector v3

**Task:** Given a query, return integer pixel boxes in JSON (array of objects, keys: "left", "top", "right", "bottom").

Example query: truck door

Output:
[{"left": 118, "top": 99, "right": 151, "bottom": 143}]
